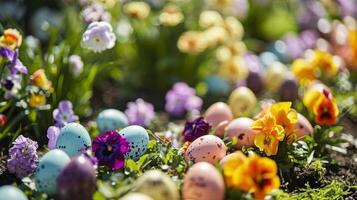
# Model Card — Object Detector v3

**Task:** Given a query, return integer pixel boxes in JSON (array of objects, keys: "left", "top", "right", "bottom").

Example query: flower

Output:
[
  {"left": 0, "top": 28, "right": 22, "bottom": 49},
  {"left": 159, "top": 4, "right": 184, "bottom": 27},
  {"left": 53, "top": 100, "right": 79, "bottom": 128},
  {"left": 182, "top": 117, "right": 210, "bottom": 142},
  {"left": 165, "top": 82, "right": 202, "bottom": 117},
  {"left": 32, "top": 69, "right": 51, "bottom": 90},
  {"left": 1, "top": 74, "right": 22, "bottom": 99},
  {"left": 221, "top": 151, "right": 247, "bottom": 187},
  {"left": 252, "top": 114, "right": 285, "bottom": 156},
  {"left": 232, "top": 154, "right": 280, "bottom": 200},
  {"left": 313, "top": 90, "right": 339, "bottom": 126},
  {"left": 309, "top": 50, "right": 339, "bottom": 76},
  {"left": 219, "top": 55, "right": 248, "bottom": 82},
  {"left": 7, "top": 135, "right": 38, "bottom": 178},
  {"left": 92, "top": 130, "right": 130, "bottom": 170},
  {"left": 125, "top": 98, "right": 155, "bottom": 127},
  {"left": 0, "top": 47, "right": 27, "bottom": 74},
  {"left": 81, "top": 3, "right": 111, "bottom": 24},
  {"left": 0, "top": 114, "right": 7, "bottom": 127},
  {"left": 82, "top": 21, "right": 116, "bottom": 53},
  {"left": 69, "top": 55, "right": 84, "bottom": 77},
  {"left": 177, "top": 31, "right": 207, "bottom": 54},
  {"left": 270, "top": 102, "right": 298, "bottom": 137},
  {"left": 47, "top": 126, "right": 60, "bottom": 149},
  {"left": 29, "top": 93, "right": 46, "bottom": 108},
  {"left": 123, "top": 2, "right": 150, "bottom": 19},
  {"left": 291, "top": 58, "right": 316, "bottom": 85},
  {"left": 224, "top": 16, "right": 244, "bottom": 40},
  {"left": 199, "top": 10, "right": 224, "bottom": 28}
]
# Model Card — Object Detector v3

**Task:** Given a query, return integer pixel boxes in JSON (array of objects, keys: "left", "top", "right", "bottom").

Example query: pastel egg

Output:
[
  {"left": 134, "top": 170, "right": 179, "bottom": 200},
  {"left": 120, "top": 125, "right": 149, "bottom": 161},
  {"left": 204, "top": 102, "right": 233, "bottom": 137},
  {"left": 280, "top": 73, "right": 298, "bottom": 102},
  {"left": 185, "top": 135, "right": 226, "bottom": 164},
  {"left": 182, "top": 162, "right": 225, "bottom": 200},
  {"left": 35, "top": 149, "right": 71, "bottom": 196},
  {"left": 120, "top": 193, "right": 153, "bottom": 200},
  {"left": 293, "top": 113, "right": 313, "bottom": 139},
  {"left": 96, "top": 109, "right": 129, "bottom": 133},
  {"left": 57, "top": 156, "right": 96, "bottom": 200},
  {"left": 215, "top": 120, "right": 230, "bottom": 138},
  {"left": 0, "top": 185, "right": 28, "bottom": 200},
  {"left": 55, "top": 123, "right": 91, "bottom": 157},
  {"left": 244, "top": 53, "right": 266, "bottom": 94},
  {"left": 204, "top": 76, "right": 230, "bottom": 96},
  {"left": 228, "top": 87, "right": 257, "bottom": 117},
  {"left": 226, "top": 117, "right": 257, "bottom": 149},
  {"left": 265, "top": 61, "right": 288, "bottom": 92}
]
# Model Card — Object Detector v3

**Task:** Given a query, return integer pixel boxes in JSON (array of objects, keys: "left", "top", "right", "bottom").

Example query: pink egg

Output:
[
  {"left": 182, "top": 162, "right": 225, "bottom": 200},
  {"left": 204, "top": 102, "right": 233, "bottom": 137},
  {"left": 215, "top": 120, "right": 230, "bottom": 137},
  {"left": 185, "top": 135, "right": 226, "bottom": 164},
  {"left": 293, "top": 113, "right": 313, "bottom": 139},
  {"left": 226, "top": 117, "right": 257, "bottom": 149}
]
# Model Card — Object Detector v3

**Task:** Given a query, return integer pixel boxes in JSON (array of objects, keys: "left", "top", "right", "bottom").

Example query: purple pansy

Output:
[
  {"left": 7, "top": 135, "right": 38, "bottom": 178},
  {"left": 92, "top": 130, "right": 130, "bottom": 170},
  {"left": 53, "top": 100, "right": 79, "bottom": 128},
  {"left": 0, "top": 47, "right": 28, "bottom": 74},
  {"left": 125, "top": 98, "right": 154, "bottom": 127},
  {"left": 182, "top": 117, "right": 210, "bottom": 142},
  {"left": 165, "top": 82, "right": 202, "bottom": 117},
  {"left": 1, "top": 74, "right": 22, "bottom": 99}
]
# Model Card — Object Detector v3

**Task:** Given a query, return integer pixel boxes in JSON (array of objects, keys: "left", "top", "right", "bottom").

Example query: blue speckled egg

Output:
[
  {"left": 0, "top": 185, "right": 28, "bottom": 200},
  {"left": 96, "top": 109, "right": 129, "bottom": 133},
  {"left": 35, "top": 149, "right": 70, "bottom": 196},
  {"left": 55, "top": 123, "right": 91, "bottom": 157},
  {"left": 120, "top": 125, "right": 149, "bottom": 161}
]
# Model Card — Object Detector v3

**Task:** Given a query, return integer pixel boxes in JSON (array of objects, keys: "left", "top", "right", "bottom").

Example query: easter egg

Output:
[
  {"left": 280, "top": 73, "right": 298, "bottom": 102},
  {"left": 56, "top": 123, "right": 91, "bottom": 157},
  {"left": 96, "top": 109, "right": 129, "bottom": 133},
  {"left": 57, "top": 156, "right": 96, "bottom": 200},
  {"left": 228, "top": 87, "right": 257, "bottom": 117},
  {"left": 134, "top": 170, "right": 179, "bottom": 200},
  {"left": 35, "top": 149, "right": 71, "bottom": 196},
  {"left": 185, "top": 135, "right": 226, "bottom": 164},
  {"left": 293, "top": 113, "right": 313, "bottom": 139},
  {"left": 204, "top": 102, "right": 233, "bottom": 137},
  {"left": 226, "top": 117, "right": 257, "bottom": 149},
  {"left": 120, "top": 125, "right": 149, "bottom": 161},
  {"left": 0, "top": 185, "right": 28, "bottom": 200},
  {"left": 204, "top": 76, "right": 230, "bottom": 96},
  {"left": 266, "top": 61, "right": 288, "bottom": 92},
  {"left": 120, "top": 193, "right": 153, "bottom": 200},
  {"left": 182, "top": 162, "right": 225, "bottom": 200},
  {"left": 244, "top": 53, "right": 266, "bottom": 94}
]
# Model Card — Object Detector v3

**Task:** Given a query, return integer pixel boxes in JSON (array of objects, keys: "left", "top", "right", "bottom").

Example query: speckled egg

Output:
[
  {"left": 280, "top": 73, "right": 298, "bottom": 102},
  {"left": 266, "top": 61, "right": 288, "bottom": 92},
  {"left": 228, "top": 87, "right": 257, "bottom": 117},
  {"left": 0, "top": 185, "right": 28, "bottom": 200},
  {"left": 134, "top": 170, "right": 179, "bottom": 200},
  {"left": 35, "top": 149, "right": 71, "bottom": 196},
  {"left": 204, "top": 102, "right": 233, "bottom": 137},
  {"left": 120, "top": 193, "right": 153, "bottom": 200},
  {"left": 185, "top": 135, "right": 226, "bottom": 164},
  {"left": 226, "top": 117, "right": 257, "bottom": 149},
  {"left": 55, "top": 123, "right": 91, "bottom": 157},
  {"left": 182, "top": 162, "right": 225, "bottom": 200},
  {"left": 293, "top": 113, "right": 313, "bottom": 139},
  {"left": 120, "top": 125, "right": 149, "bottom": 161},
  {"left": 96, "top": 109, "right": 129, "bottom": 133},
  {"left": 57, "top": 156, "right": 96, "bottom": 200}
]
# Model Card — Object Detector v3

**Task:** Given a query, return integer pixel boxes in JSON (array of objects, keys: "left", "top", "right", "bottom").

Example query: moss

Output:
[
  {"left": 308, "top": 160, "right": 326, "bottom": 181},
  {"left": 272, "top": 180, "right": 353, "bottom": 200}
]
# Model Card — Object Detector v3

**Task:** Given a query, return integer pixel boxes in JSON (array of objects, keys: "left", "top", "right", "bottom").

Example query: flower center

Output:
[{"left": 103, "top": 145, "right": 113, "bottom": 156}]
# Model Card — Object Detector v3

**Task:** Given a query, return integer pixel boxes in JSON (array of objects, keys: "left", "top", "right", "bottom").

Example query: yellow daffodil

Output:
[{"left": 0, "top": 28, "right": 22, "bottom": 49}]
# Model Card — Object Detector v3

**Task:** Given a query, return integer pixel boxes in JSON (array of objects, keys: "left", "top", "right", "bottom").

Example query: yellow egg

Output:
[
  {"left": 182, "top": 162, "right": 225, "bottom": 200},
  {"left": 265, "top": 61, "right": 288, "bottom": 92},
  {"left": 228, "top": 87, "right": 257, "bottom": 117},
  {"left": 134, "top": 170, "right": 179, "bottom": 200},
  {"left": 120, "top": 193, "right": 153, "bottom": 200}
]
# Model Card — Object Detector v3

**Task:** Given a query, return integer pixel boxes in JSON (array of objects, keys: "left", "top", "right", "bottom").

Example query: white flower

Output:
[
  {"left": 69, "top": 55, "right": 83, "bottom": 77},
  {"left": 82, "top": 21, "right": 116, "bottom": 53}
]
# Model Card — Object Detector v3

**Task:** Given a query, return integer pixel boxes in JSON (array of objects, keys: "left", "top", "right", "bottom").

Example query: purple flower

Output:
[
  {"left": 0, "top": 47, "right": 28, "bottom": 74},
  {"left": 337, "top": 0, "right": 357, "bottom": 18},
  {"left": 1, "top": 74, "right": 22, "bottom": 99},
  {"left": 81, "top": 3, "right": 111, "bottom": 24},
  {"left": 164, "top": 131, "right": 179, "bottom": 148},
  {"left": 165, "top": 82, "right": 202, "bottom": 117},
  {"left": 47, "top": 126, "right": 60, "bottom": 149},
  {"left": 125, "top": 98, "right": 154, "bottom": 127},
  {"left": 7, "top": 135, "right": 38, "bottom": 178},
  {"left": 53, "top": 100, "right": 79, "bottom": 128},
  {"left": 182, "top": 117, "right": 210, "bottom": 142},
  {"left": 299, "top": 30, "right": 318, "bottom": 49},
  {"left": 69, "top": 55, "right": 83, "bottom": 77},
  {"left": 92, "top": 130, "right": 130, "bottom": 170},
  {"left": 298, "top": 0, "right": 326, "bottom": 30}
]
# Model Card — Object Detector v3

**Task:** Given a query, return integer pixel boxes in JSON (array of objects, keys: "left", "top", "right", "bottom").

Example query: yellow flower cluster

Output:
[
  {"left": 0, "top": 28, "right": 22, "bottom": 50},
  {"left": 251, "top": 102, "right": 298, "bottom": 156},
  {"left": 159, "top": 4, "right": 184, "bottom": 27},
  {"left": 222, "top": 152, "right": 280, "bottom": 200},
  {"left": 123, "top": 1, "right": 151, "bottom": 19},
  {"left": 29, "top": 69, "right": 52, "bottom": 108}
]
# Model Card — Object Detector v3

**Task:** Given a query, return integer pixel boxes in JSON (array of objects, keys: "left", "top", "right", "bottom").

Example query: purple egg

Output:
[
  {"left": 280, "top": 74, "right": 298, "bottom": 102},
  {"left": 57, "top": 156, "right": 96, "bottom": 200}
]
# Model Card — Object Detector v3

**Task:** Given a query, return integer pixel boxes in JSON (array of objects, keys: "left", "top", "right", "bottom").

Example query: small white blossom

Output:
[{"left": 82, "top": 21, "right": 116, "bottom": 53}]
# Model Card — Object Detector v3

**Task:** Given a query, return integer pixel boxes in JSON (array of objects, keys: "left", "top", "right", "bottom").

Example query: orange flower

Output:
[
  {"left": 32, "top": 69, "right": 51, "bottom": 90},
  {"left": 0, "top": 29, "right": 22, "bottom": 49},
  {"left": 313, "top": 91, "right": 339, "bottom": 126},
  {"left": 232, "top": 154, "right": 280, "bottom": 200},
  {"left": 221, "top": 152, "right": 247, "bottom": 187},
  {"left": 270, "top": 102, "right": 298, "bottom": 137},
  {"left": 29, "top": 93, "right": 46, "bottom": 108}
]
